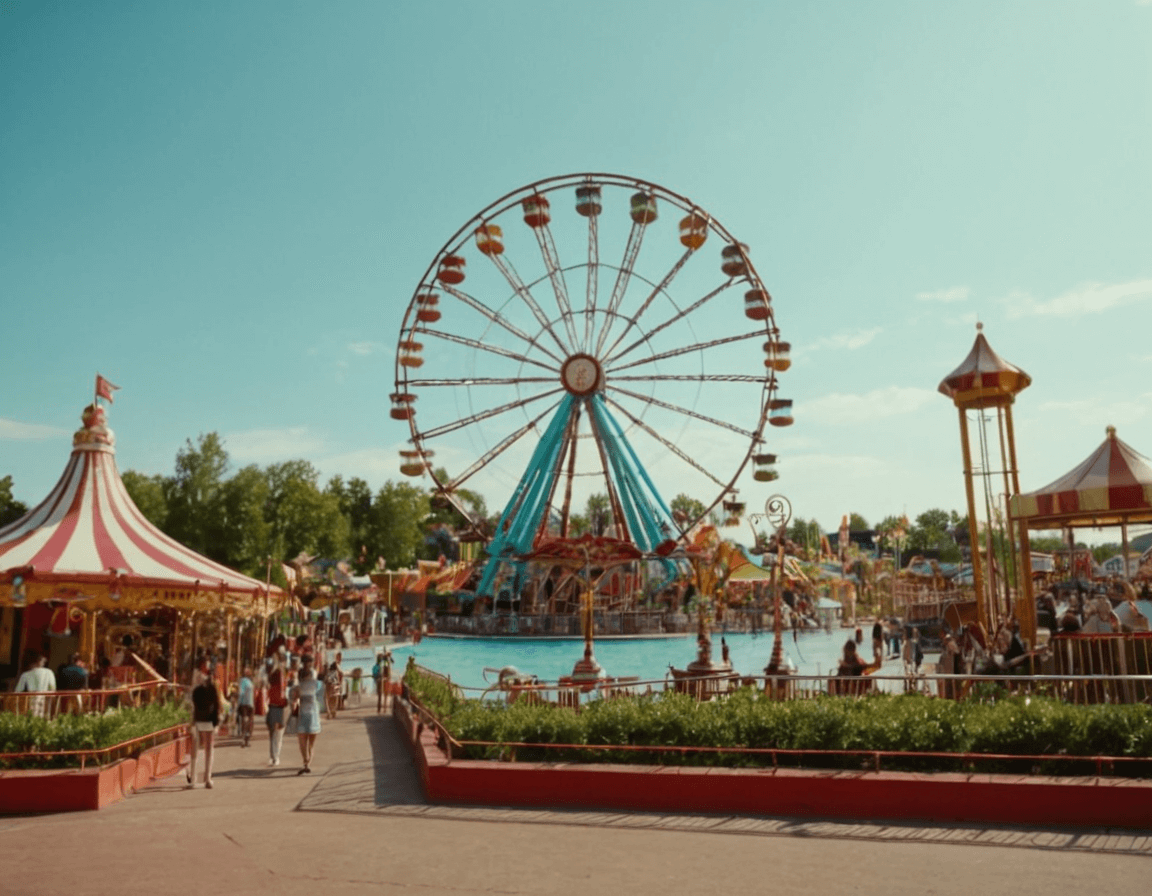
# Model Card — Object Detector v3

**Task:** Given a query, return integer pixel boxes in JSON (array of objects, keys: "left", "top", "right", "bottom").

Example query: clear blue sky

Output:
[{"left": 3, "top": 1, "right": 1150, "bottom": 545}]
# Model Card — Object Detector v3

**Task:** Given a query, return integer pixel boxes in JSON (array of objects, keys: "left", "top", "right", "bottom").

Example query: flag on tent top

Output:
[{"left": 95, "top": 374, "right": 120, "bottom": 404}]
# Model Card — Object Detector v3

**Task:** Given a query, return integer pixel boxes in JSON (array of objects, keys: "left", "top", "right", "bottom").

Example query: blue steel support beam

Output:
[{"left": 476, "top": 394, "right": 575, "bottom": 597}]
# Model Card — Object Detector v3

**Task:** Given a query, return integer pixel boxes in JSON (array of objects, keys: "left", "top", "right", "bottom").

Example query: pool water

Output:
[
  {"left": 340, "top": 628, "right": 879, "bottom": 694},
  {"left": 334, "top": 600, "right": 1152, "bottom": 693}
]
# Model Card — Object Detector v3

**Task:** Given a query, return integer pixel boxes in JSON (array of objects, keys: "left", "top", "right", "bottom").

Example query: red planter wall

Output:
[{"left": 397, "top": 707, "right": 1152, "bottom": 829}]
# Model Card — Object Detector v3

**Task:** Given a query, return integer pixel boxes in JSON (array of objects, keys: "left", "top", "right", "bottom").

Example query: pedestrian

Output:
[
  {"left": 371, "top": 652, "right": 387, "bottom": 713},
  {"left": 57, "top": 652, "right": 89, "bottom": 714},
  {"left": 15, "top": 653, "right": 56, "bottom": 718},
  {"left": 291, "top": 655, "right": 326, "bottom": 774},
  {"left": 266, "top": 650, "right": 289, "bottom": 767},
  {"left": 888, "top": 619, "right": 902, "bottom": 659},
  {"left": 871, "top": 619, "right": 884, "bottom": 658},
  {"left": 236, "top": 666, "right": 255, "bottom": 747},
  {"left": 187, "top": 669, "right": 220, "bottom": 789},
  {"left": 324, "top": 661, "right": 342, "bottom": 720}
]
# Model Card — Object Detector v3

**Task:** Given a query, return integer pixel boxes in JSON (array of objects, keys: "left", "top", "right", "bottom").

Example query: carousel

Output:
[{"left": 0, "top": 391, "right": 284, "bottom": 691}]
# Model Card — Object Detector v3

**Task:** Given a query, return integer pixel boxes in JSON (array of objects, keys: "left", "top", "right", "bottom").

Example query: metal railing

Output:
[
  {"left": 0, "top": 723, "right": 188, "bottom": 771},
  {"left": 402, "top": 667, "right": 1152, "bottom": 776},
  {"left": 0, "top": 681, "right": 183, "bottom": 721}
]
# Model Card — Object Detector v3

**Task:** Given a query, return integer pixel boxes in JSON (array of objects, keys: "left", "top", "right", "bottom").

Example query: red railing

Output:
[
  {"left": 0, "top": 681, "right": 183, "bottom": 721},
  {"left": 0, "top": 723, "right": 189, "bottom": 771}
]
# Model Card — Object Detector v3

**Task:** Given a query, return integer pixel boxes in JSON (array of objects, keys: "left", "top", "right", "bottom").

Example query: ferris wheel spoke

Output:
[
  {"left": 407, "top": 376, "right": 555, "bottom": 388},
  {"left": 605, "top": 282, "right": 730, "bottom": 367},
  {"left": 443, "top": 402, "right": 561, "bottom": 491},
  {"left": 417, "top": 327, "right": 559, "bottom": 373},
  {"left": 583, "top": 214, "right": 599, "bottom": 352},
  {"left": 530, "top": 223, "right": 581, "bottom": 349},
  {"left": 482, "top": 248, "right": 573, "bottom": 356},
  {"left": 608, "top": 330, "right": 765, "bottom": 374},
  {"left": 439, "top": 285, "right": 565, "bottom": 365},
  {"left": 593, "top": 221, "right": 647, "bottom": 357},
  {"left": 415, "top": 388, "right": 564, "bottom": 441},
  {"left": 611, "top": 373, "right": 771, "bottom": 384},
  {"left": 609, "top": 384, "right": 759, "bottom": 439},
  {"left": 602, "top": 396, "right": 730, "bottom": 491},
  {"left": 558, "top": 404, "right": 582, "bottom": 537},
  {"left": 601, "top": 248, "right": 694, "bottom": 361}
]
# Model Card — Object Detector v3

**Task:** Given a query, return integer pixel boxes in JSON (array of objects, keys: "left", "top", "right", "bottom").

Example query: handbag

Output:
[{"left": 285, "top": 706, "right": 299, "bottom": 736}]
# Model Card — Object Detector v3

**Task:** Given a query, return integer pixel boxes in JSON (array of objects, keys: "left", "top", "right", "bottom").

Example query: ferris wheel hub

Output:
[{"left": 560, "top": 353, "right": 604, "bottom": 396}]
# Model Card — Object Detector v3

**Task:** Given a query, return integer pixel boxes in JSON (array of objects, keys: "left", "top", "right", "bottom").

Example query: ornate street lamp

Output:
[{"left": 749, "top": 494, "right": 793, "bottom": 675}]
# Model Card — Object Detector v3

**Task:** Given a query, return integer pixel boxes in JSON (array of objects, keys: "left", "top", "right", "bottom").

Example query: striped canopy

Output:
[
  {"left": 1010, "top": 427, "right": 1152, "bottom": 528},
  {"left": 938, "top": 328, "right": 1031, "bottom": 409},
  {"left": 0, "top": 402, "right": 280, "bottom": 614}
]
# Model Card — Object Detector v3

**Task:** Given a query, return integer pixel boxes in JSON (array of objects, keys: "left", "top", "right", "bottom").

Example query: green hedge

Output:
[
  {"left": 0, "top": 701, "right": 190, "bottom": 769},
  {"left": 404, "top": 669, "right": 1152, "bottom": 775}
]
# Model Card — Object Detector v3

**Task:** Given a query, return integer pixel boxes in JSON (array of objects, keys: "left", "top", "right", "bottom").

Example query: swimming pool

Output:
[
  {"left": 335, "top": 598, "right": 1152, "bottom": 693},
  {"left": 340, "top": 627, "right": 873, "bottom": 693}
]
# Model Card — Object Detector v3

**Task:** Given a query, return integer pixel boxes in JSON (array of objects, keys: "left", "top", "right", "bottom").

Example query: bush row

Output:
[
  {"left": 0, "top": 700, "right": 190, "bottom": 769},
  {"left": 403, "top": 668, "right": 1152, "bottom": 775}
]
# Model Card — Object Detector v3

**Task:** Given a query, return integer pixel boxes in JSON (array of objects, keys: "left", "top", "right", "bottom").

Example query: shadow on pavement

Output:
[{"left": 296, "top": 712, "right": 427, "bottom": 814}]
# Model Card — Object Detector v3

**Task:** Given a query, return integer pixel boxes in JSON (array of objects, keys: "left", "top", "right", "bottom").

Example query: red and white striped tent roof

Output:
[
  {"left": 1010, "top": 427, "right": 1152, "bottom": 529},
  {"left": 938, "top": 326, "right": 1031, "bottom": 409},
  {"left": 0, "top": 402, "right": 280, "bottom": 614}
]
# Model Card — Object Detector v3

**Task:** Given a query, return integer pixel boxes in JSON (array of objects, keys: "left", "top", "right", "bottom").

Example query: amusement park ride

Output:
[{"left": 392, "top": 173, "right": 793, "bottom": 611}]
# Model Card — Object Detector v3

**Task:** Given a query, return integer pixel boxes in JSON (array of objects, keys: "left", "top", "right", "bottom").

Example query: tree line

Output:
[{"left": 4, "top": 445, "right": 1127, "bottom": 590}]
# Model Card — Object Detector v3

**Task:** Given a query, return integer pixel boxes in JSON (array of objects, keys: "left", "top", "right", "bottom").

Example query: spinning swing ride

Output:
[{"left": 392, "top": 174, "right": 793, "bottom": 600}]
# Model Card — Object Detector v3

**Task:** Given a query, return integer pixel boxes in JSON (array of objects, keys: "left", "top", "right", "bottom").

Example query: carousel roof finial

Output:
[{"left": 74, "top": 401, "right": 115, "bottom": 452}]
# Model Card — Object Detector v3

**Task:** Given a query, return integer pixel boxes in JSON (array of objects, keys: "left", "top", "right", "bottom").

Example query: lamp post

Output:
[{"left": 749, "top": 494, "right": 792, "bottom": 674}]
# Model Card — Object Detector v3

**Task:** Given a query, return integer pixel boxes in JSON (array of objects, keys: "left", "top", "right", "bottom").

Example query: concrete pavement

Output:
[{"left": 1, "top": 698, "right": 1149, "bottom": 895}]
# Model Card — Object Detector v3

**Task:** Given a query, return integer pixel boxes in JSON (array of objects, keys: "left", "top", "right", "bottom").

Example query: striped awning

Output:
[
  {"left": 1010, "top": 427, "right": 1152, "bottom": 528},
  {"left": 0, "top": 402, "right": 281, "bottom": 614}
]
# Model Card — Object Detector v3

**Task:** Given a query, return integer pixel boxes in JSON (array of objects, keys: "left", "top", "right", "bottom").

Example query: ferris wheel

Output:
[{"left": 392, "top": 173, "right": 792, "bottom": 585}]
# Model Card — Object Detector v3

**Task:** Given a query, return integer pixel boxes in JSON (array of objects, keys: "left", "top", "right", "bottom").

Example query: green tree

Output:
[
  {"left": 0, "top": 475, "right": 30, "bottom": 526},
  {"left": 121, "top": 471, "right": 170, "bottom": 529},
  {"left": 264, "top": 460, "right": 350, "bottom": 561},
  {"left": 213, "top": 465, "right": 272, "bottom": 576},
  {"left": 586, "top": 493, "right": 612, "bottom": 536},
  {"left": 848, "top": 512, "right": 869, "bottom": 531},
  {"left": 1029, "top": 534, "right": 1067, "bottom": 554},
  {"left": 326, "top": 475, "right": 375, "bottom": 571},
  {"left": 567, "top": 513, "right": 590, "bottom": 537},
  {"left": 163, "top": 433, "right": 230, "bottom": 556},
  {"left": 785, "top": 517, "right": 822, "bottom": 557},
  {"left": 906, "top": 508, "right": 961, "bottom": 561},
  {"left": 369, "top": 481, "right": 429, "bottom": 568},
  {"left": 670, "top": 493, "right": 706, "bottom": 527}
]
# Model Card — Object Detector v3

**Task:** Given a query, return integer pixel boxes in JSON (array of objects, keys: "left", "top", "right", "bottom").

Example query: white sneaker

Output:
[{"left": 268, "top": 757, "right": 279, "bottom": 767}]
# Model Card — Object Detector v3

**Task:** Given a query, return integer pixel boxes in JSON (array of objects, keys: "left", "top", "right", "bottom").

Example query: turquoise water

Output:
[
  {"left": 341, "top": 628, "right": 871, "bottom": 693},
  {"left": 336, "top": 599, "right": 1152, "bottom": 693}
]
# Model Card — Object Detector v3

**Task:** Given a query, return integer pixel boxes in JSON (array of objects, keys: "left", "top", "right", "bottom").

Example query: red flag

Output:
[{"left": 95, "top": 374, "right": 120, "bottom": 403}]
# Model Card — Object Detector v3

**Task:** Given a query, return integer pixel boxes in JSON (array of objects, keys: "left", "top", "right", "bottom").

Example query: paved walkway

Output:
[{"left": 2, "top": 700, "right": 1149, "bottom": 895}]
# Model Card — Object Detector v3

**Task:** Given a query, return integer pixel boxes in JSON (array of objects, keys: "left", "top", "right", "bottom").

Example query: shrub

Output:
[{"left": 0, "top": 699, "right": 189, "bottom": 769}]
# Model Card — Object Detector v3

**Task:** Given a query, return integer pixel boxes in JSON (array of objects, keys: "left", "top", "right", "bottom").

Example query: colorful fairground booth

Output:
[
  {"left": 0, "top": 398, "right": 285, "bottom": 693},
  {"left": 1008, "top": 426, "right": 1152, "bottom": 683}
]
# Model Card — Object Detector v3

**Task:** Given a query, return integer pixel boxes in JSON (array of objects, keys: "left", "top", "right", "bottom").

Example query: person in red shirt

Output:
[{"left": 265, "top": 650, "right": 289, "bottom": 766}]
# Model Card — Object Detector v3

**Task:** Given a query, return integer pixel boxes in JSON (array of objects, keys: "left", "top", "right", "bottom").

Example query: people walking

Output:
[
  {"left": 265, "top": 650, "right": 289, "bottom": 767},
  {"left": 372, "top": 651, "right": 393, "bottom": 713},
  {"left": 236, "top": 667, "right": 255, "bottom": 747},
  {"left": 291, "top": 655, "right": 326, "bottom": 775},
  {"left": 15, "top": 653, "right": 56, "bottom": 718},
  {"left": 187, "top": 669, "right": 221, "bottom": 789},
  {"left": 324, "top": 661, "right": 342, "bottom": 720}
]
